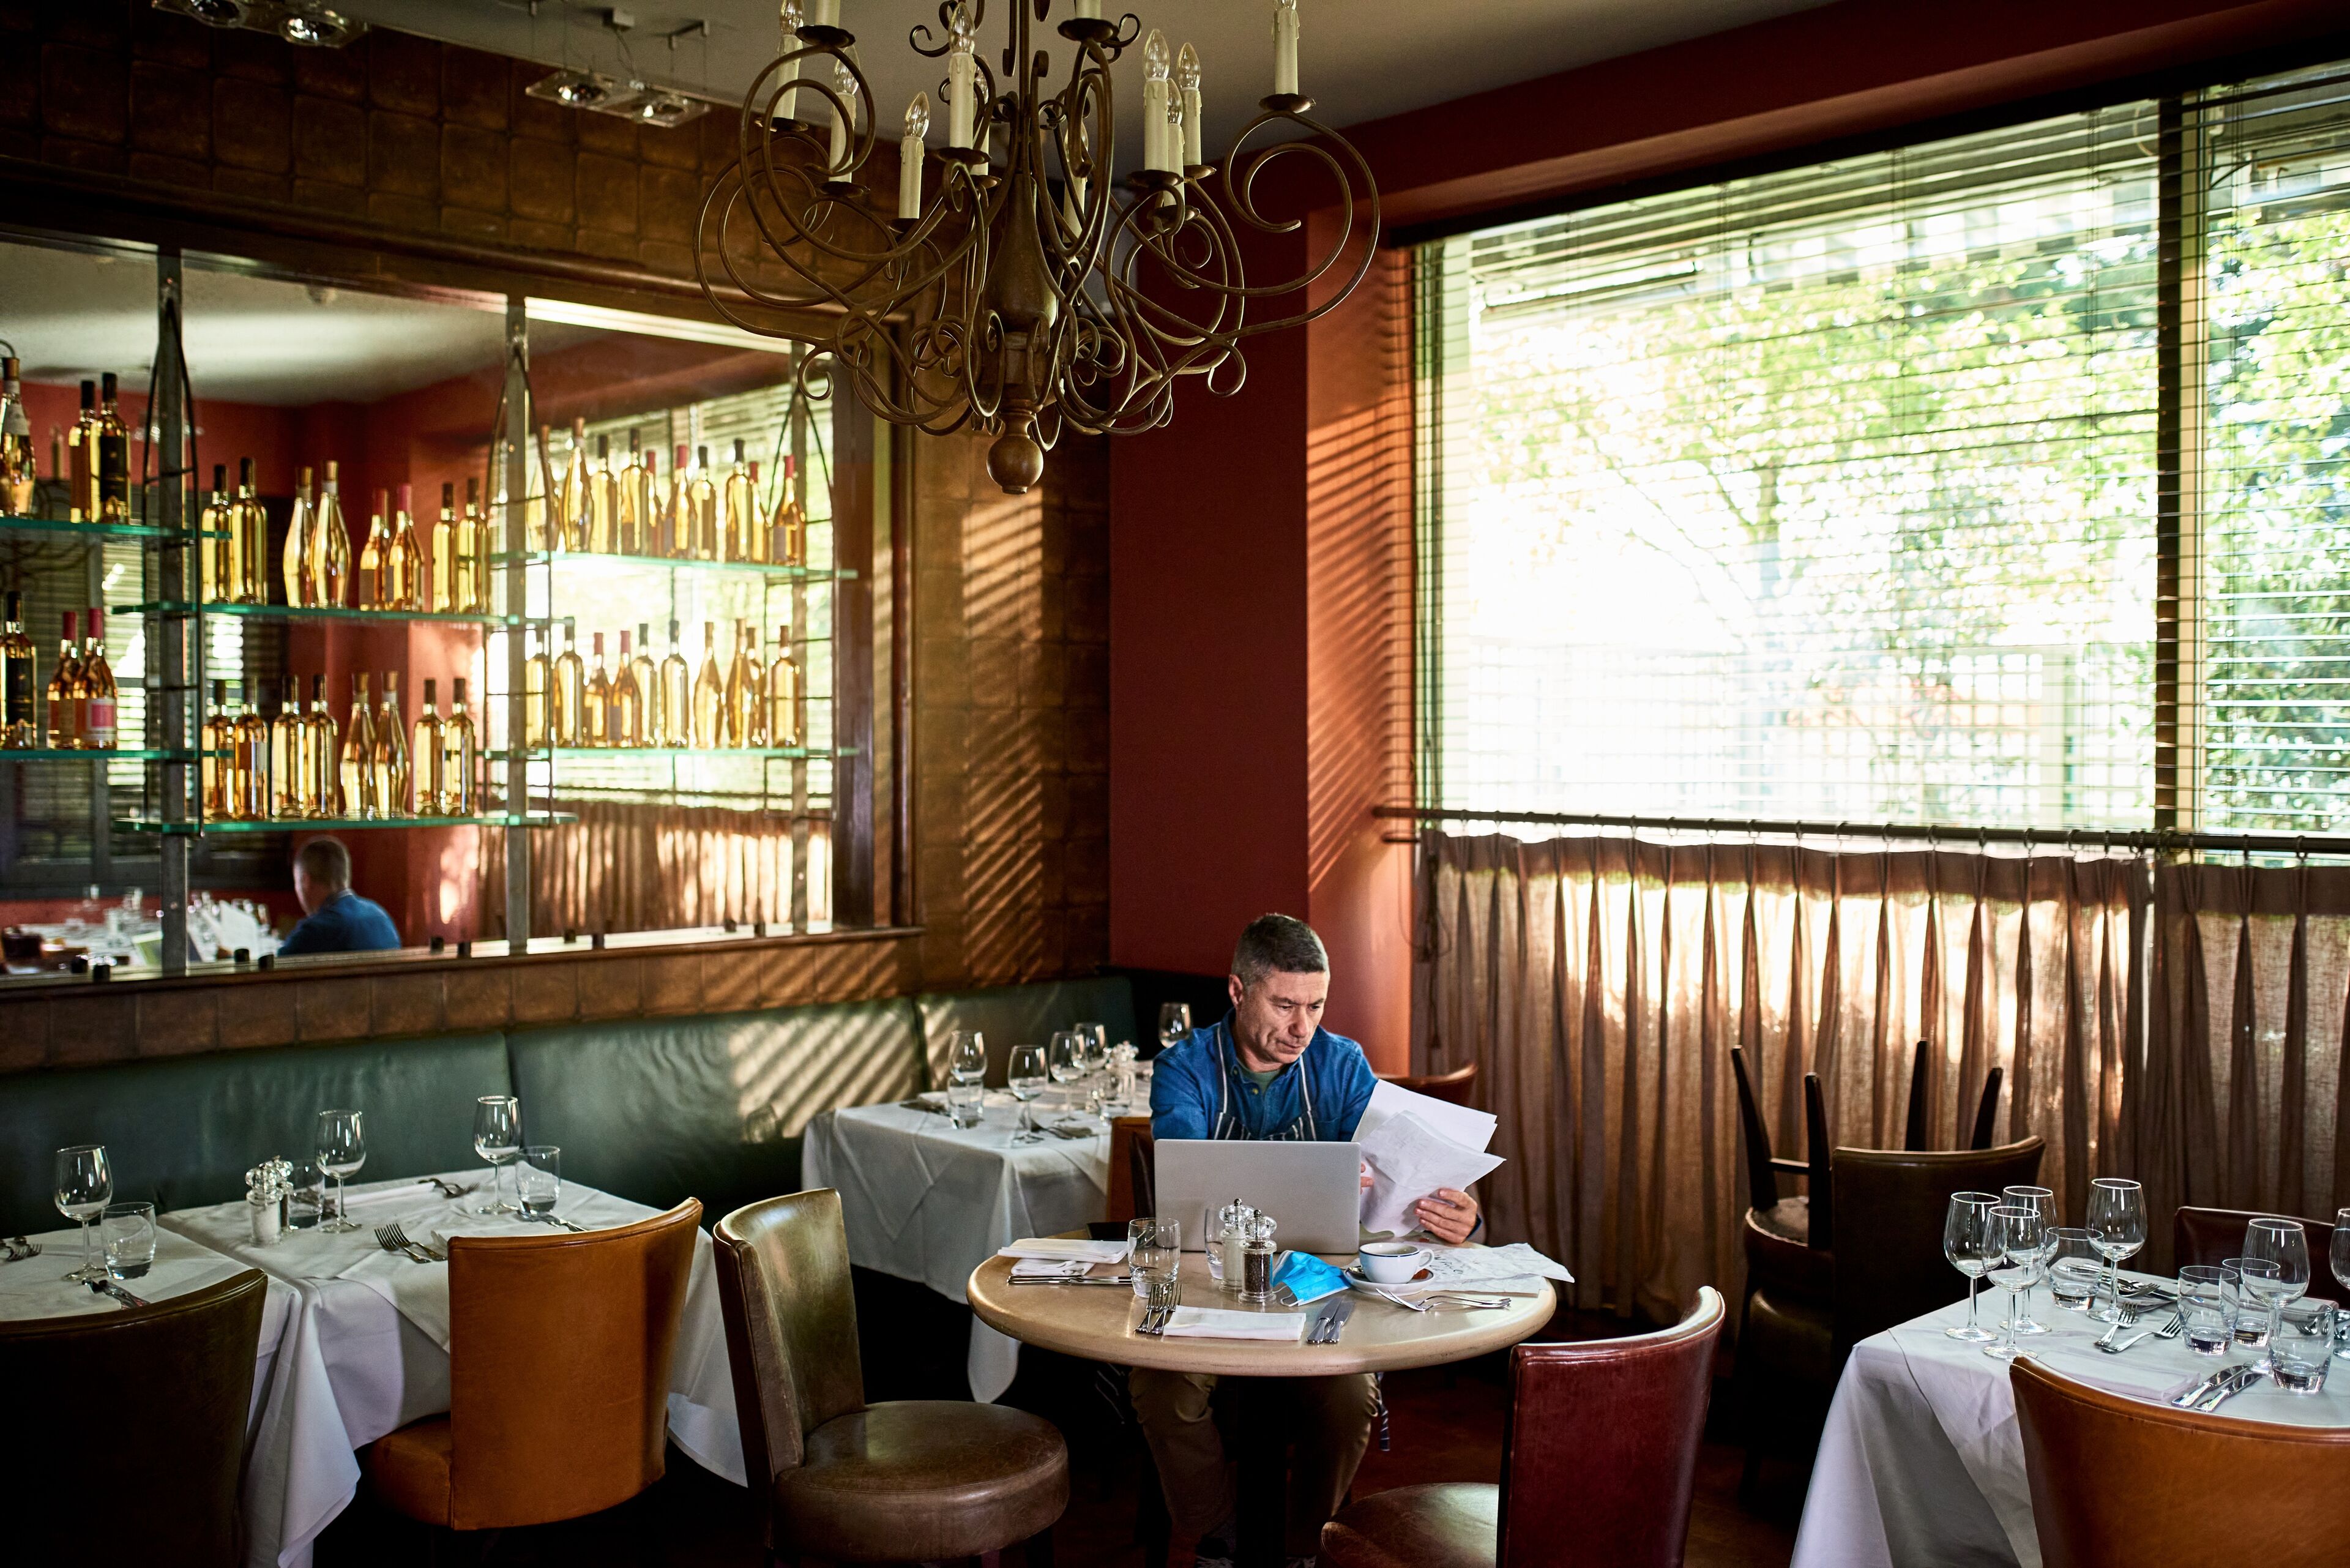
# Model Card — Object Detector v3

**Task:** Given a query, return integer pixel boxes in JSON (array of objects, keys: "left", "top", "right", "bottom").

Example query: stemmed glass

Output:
[
  {"left": 946, "top": 1030, "right": 988, "bottom": 1089},
  {"left": 1157, "top": 1002, "right": 1192, "bottom": 1051},
  {"left": 1943, "top": 1191, "right": 2001, "bottom": 1342},
  {"left": 2084, "top": 1176, "right": 2146, "bottom": 1322},
  {"left": 1049, "top": 1031, "right": 1084, "bottom": 1112},
  {"left": 2333, "top": 1209, "right": 2350, "bottom": 1359},
  {"left": 2001, "top": 1185, "right": 2057, "bottom": 1335},
  {"left": 1008, "top": 1045, "right": 1049, "bottom": 1144},
  {"left": 472, "top": 1096, "right": 522, "bottom": 1215},
  {"left": 315, "top": 1110, "right": 366, "bottom": 1234},
  {"left": 2244, "top": 1217, "right": 2311, "bottom": 1369},
  {"left": 1076, "top": 1023, "right": 1110, "bottom": 1081},
  {"left": 53, "top": 1144, "right": 113, "bottom": 1283},
  {"left": 1982, "top": 1203, "right": 2048, "bottom": 1362}
]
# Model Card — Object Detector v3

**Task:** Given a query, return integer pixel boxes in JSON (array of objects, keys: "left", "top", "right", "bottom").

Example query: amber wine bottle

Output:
[
  {"left": 558, "top": 417, "right": 590, "bottom": 552},
  {"left": 235, "top": 684, "right": 270, "bottom": 821},
  {"left": 722, "top": 440, "right": 753, "bottom": 563},
  {"left": 588, "top": 435, "right": 616, "bottom": 554},
  {"left": 429, "top": 483, "right": 457, "bottom": 614},
  {"left": 283, "top": 466, "right": 315, "bottom": 608},
  {"left": 374, "top": 670, "right": 409, "bottom": 817},
  {"left": 767, "top": 627, "right": 804, "bottom": 748},
  {"left": 692, "top": 621, "right": 724, "bottom": 749},
  {"left": 341, "top": 672, "right": 377, "bottom": 819},
  {"left": 67, "top": 380, "right": 97, "bottom": 523},
  {"left": 724, "top": 618, "right": 763, "bottom": 747},
  {"left": 0, "top": 358, "right": 32, "bottom": 517},
  {"left": 458, "top": 477, "right": 487, "bottom": 614},
  {"left": 551, "top": 619, "right": 585, "bottom": 748},
  {"left": 301, "top": 674, "right": 337, "bottom": 816},
  {"left": 202, "top": 679, "right": 234, "bottom": 817},
  {"left": 611, "top": 630, "right": 643, "bottom": 749},
  {"left": 616, "top": 430, "right": 649, "bottom": 556},
  {"left": 665, "top": 445, "right": 690, "bottom": 559},
  {"left": 391, "top": 483, "right": 425, "bottom": 612},
  {"left": 523, "top": 625, "right": 548, "bottom": 751},
  {"left": 690, "top": 446, "right": 720, "bottom": 562},
  {"left": 412, "top": 679, "right": 444, "bottom": 815},
  {"left": 771, "top": 454, "right": 807, "bottom": 568},
  {"left": 233, "top": 458, "right": 267, "bottom": 605},
  {"left": 80, "top": 609, "right": 116, "bottom": 750},
  {"left": 95, "top": 373, "right": 129, "bottom": 523},
  {"left": 202, "top": 466, "right": 233, "bottom": 603},
  {"left": 270, "top": 676, "right": 304, "bottom": 819},
  {"left": 312, "top": 461, "right": 352, "bottom": 608},
  {"left": 626, "top": 624, "right": 656, "bottom": 747},
  {"left": 0, "top": 591, "right": 34, "bottom": 749},
  {"left": 359, "top": 488, "right": 389, "bottom": 611},
  {"left": 46, "top": 611, "right": 79, "bottom": 749},
  {"left": 584, "top": 633, "right": 612, "bottom": 747},
  {"left": 658, "top": 619, "right": 690, "bottom": 746},
  {"left": 444, "top": 678, "right": 479, "bottom": 816}
]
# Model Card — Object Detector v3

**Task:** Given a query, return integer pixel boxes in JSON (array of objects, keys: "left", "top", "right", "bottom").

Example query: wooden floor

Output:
[{"left": 316, "top": 1291, "right": 1800, "bottom": 1567}]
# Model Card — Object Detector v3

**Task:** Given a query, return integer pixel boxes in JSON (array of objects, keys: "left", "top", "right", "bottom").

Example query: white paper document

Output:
[
  {"left": 1357, "top": 1110, "right": 1507, "bottom": 1236},
  {"left": 1356, "top": 1080, "right": 1498, "bottom": 1154}
]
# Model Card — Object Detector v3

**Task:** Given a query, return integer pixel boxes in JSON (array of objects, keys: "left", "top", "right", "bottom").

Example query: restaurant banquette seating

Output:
[
  {"left": 0, "top": 976, "right": 1138, "bottom": 1234},
  {"left": 363, "top": 1201, "right": 702, "bottom": 1536},
  {"left": 2174, "top": 1205, "right": 2343, "bottom": 1300},
  {"left": 1320, "top": 1286, "right": 1726, "bottom": 1568},
  {"left": 2012, "top": 1356, "right": 2350, "bottom": 1567},
  {"left": 714, "top": 1189, "right": 1069, "bottom": 1564},
  {"left": 3, "top": 1269, "right": 269, "bottom": 1568}
]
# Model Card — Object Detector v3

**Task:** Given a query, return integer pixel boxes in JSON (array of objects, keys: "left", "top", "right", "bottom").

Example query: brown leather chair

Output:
[
  {"left": 1107, "top": 1114, "right": 1153, "bottom": 1223},
  {"left": 1128, "top": 1123, "right": 1157, "bottom": 1220},
  {"left": 1732, "top": 1049, "right": 1832, "bottom": 1307},
  {"left": 1901, "top": 1039, "right": 2006, "bottom": 1151},
  {"left": 2013, "top": 1356, "right": 2350, "bottom": 1567},
  {"left": 1321, "top": 1288, "right": 1726, "bottom": 1568},
  {"left": 1376, "top": 1061, "right": 1479, "bottom": 1106},
  {"left": 3, "top": 1269, "right": 267, "bottom": 1568},
  {"left": 2174, "top": 1206, "right": 2342, "bottom": 1302},
  {"left": 714, "top": 1189, "right": 1069, "bottom": 1564},
  {"left": 364, "top": 1200, "right": 701, "bottom": 1533}
]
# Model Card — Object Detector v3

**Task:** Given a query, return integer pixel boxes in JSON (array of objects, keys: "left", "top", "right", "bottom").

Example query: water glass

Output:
[
  {"left": 53, "top": 1144, "right": 113, "bottom": 1284},
  {"left": 516, "top": 1146, "right": 561, "bottom": 1217},
  {"left": 1942, "top": 1190, "right": 2000, "bottom": 1343},
  {"left": 1007, "top": 1044, "right": 1048, "bottom": 1144},
  {"left": 2084, "top": 1176, "right": 2146, "bottom": 1322},
  {"left": 315, "top": 1109, "right": 366, "bottom": 1234},
  {"left": 473, "top": 1095, "right": 522, "bottom": 1215},
  {"left": 2223, "top": 1258, "right": 2278, "bottom": 1348},
  {"left": 287, "top": 1160, "right": 325, "bottom": 1230},
  {"left": 1157, "top": 1002, "right": 1192, "bottom": 1050},
  {"left": 2178, "top": 1265, "right": 2231, "bottom": 1356},
  {"left": 2274, "top": 1298, "right": 2333, "bottom": 1393},
  {"left": 1131, "top": 1217, "right": 1180, "bottom": 1309},
  {"left": 2048, "top": 1228, "right": 2102, "bottom": 1311},
  {"left": 947, "top": 1081, "right": 985, "bottom": 1129},
  {"left": 101, "top": 1200, "right": 156, "bottom": 1280},
  {"left": 946, "top": 1029, "right": 988, "bottom": 1088}
]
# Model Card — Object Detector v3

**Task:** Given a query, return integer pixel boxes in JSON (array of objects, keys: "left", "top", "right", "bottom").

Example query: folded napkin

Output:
[
  {"left": 428, "top": 1219, "right": 547, "bottom": 1247},
  {"left": 1010, "top": 1258, "right": 1101, "bottom": 1281},
  {"left": 1000, "top": 1238, "right": 1128, "bottom": 1264},
  {"left": 1161, "top": 1307, "right": 1310, "bottom": 1341}
]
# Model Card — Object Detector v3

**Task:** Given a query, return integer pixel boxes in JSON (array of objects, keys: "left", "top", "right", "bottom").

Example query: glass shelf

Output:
[
  {"left": 0, "top": 747, "right": 194, "bottom": 761},
  {"left": 115, "top": 811, "right": 578, "bottom": 835},
  {"left": 0, "top": 515, "right": 226, "bottom": 542},
  {"left": 498, "top": 548, "right": 856, "bottom": 581},
  {"left": 116, "top": 601, "right": 517, "bottom": 626},
  {"left": 488, "top": 745, "right": 856, "bottom": 761}
]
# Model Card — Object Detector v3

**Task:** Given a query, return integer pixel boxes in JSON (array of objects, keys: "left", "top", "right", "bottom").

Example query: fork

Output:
[
  {"left": 383, "top": 1222, "right": 446, "bottom": 1262},
  {"left": 1, "top": 1235, "right": 38, "bottom": 1263},
  {"left": 2091, "top": 1305, "right": 2144, "bottom": 1350},
  {"left": 2094, "top": 1312, "right": 2182, "bottom": 1354},
  {"left": 1136, "top": 1305, "right": 1173, "bottom": 1337},
  {"left": 373, "top": 1223, "right": 431, "bottom": 1265}
]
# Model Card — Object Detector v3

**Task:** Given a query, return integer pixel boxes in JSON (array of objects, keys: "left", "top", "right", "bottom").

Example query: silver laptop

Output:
[{"left": 1155, "top": 1138, "right": 1362, "bottom": 1255}]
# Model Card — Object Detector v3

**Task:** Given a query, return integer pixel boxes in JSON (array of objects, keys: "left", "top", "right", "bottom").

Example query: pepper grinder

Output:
[{"left": 1239, "top": 1211, "right": 1279, "bottom": 1304}]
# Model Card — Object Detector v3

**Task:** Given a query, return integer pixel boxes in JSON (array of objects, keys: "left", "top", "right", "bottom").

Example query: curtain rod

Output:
[{"left": 1373, "top": 805, "right": 2350, "bottom": 856}]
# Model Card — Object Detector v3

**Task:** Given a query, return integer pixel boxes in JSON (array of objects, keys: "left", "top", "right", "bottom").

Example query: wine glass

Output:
[
  {"left": 2084, "top": 1176, "right": 2146, "bottom": 1322},
  {"left": 1157, "top": 1002, "right": 1192, "bottom": 1051},
  {"left": 1076, "top": 1022, "right": 1110, "bottom": 1081},
  {"left": 1008, "top": 1043, "right": 1048, "bottom": 1144},
  {"left": 2244, "top": 1216, "right": 2311, "bottom": 1366},
  {"left": 1050, "top": 1031, "right": 1084, "bottom": 1108},
  {"left": 1942, "top": 1190, "right": 1999, "bottom": 1343},
  {"left": 2332, "top": 1209, "right": 2350, "bottom": 1358},
  {"left": 1982, "top": 1203, "right": 2047, "bottom": 1362},
  {"left": 2001, "top": 1185, "right": 2057, "bottom": 1336},
  {"left": 946, "top": 1029, "right": 988, "bottom": 1089},
  {"left": 472, "top": 1095, "right": 521, "bottom": 1215},
  {"left": 517, "top": 1146, "right": 562, "bottom": 1221},
  {"left": 53, "top": 1144, "right": 112, "bottom": 1283},
  {"left": 315, "top": 1110, "right": 366, "bottom": 1234}
]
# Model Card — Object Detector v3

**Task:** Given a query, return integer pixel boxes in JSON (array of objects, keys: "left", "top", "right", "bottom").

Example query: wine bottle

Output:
[
  {"left": 551, "top": 619, "right": 585, "bottom": 747},
  {"left": 616, "top": 429, "right": 649, "bottom": 557},
  {"left": 444, "top": 678, "right": 479, "bottom": 816},
  {"left": 283, "top": 466, "right": 315, "bottom": 607},
  {"left": 459, "top": 477, "right": 486, "bottom": 613},
  {"left": 312, "top": 461, "right": 352, "bottom": 608},
  {"left": 559, "top": 417, "right": 590, "bottom": 552},
  {"left": 658, "top": 619, "right": 690, "bottom": 746},
  {"left": 588, "top": 434, "right": 616, "bottom": 553},
  {"left": 269, "top": 675, "right": 303, "bottom": 819},
  {"left": 692, "top": 621, "right": 724, "bottom": 749},
  {"left": 0, "top": 359, "right": 35, "bottom": 517},
  {"left": 690, "top": 446, "right": 720, "bottom": 562},
  {"left": 722, "top": 439, "right": 753, "bottom": 563},
  {"left": 201, "top": 465, "right": 231, "bottom": 603},
  {"left": 745, "top": 460, "right": 769, "bottom": 564},
  {"left": 301, "top": 674, "right": 337, "bottom": 816},
  {"left": 392, "top": 483, "right": 425, "bottom": 611},
  {"left": 80, "top": 608, "right": 116, "bottom": 750},
  {"left": 375, "top": 671, "right": 409, "bottom": 816},
  {"left": 359, "top": 487, "right": 389, "bottom": 610},
  {"left": 627, "top": 623, "right": 657, "bottom": 749},
  {"left": 0, "top": 592, "right": 34, "bottom": 748},
  {"left": 202, "top": 679, "right": 234, "bottom": 818},
  {"left": 666, "top": 444, "right": 690, "bottom": 559},
  {"left": 341, "top": 672, "right": 376, "bottom": 819},
  {"left": 46, "top": 611, "right": 79, "bottom": 749},
  {"left": 767, "top": 625, "right": 804, "bottom": 747},
  {"left": 530, "top": 425, "right": 555, "bottom": 552},
  {"left": 584, "top": 633, "right": 612, "bottom": 747},
  {"left": 428, "top": 482, "right": 456, "bottom": 614},
  {"left": 523, "top": 625, "right": 548, "bottom": 750},
  {"left": 724, "top": 618, "right": 763, "bottom": 747},
  {"left": 234, "top": 458, "right": 267, "bottom": 605},
  {"left": 412, "top": 678, "right": 444, "bottom": 815},
  {"left": 95, "top": 373, "right": 129, "bottom": 523},
  {"left": 612, "top": 629, "right": 644, "bottom": 749},
  {"left": 67, "top": 379, "right": 96, "bottom": 523},
  {"left": 772, "top": 454, "right": 807, "bottom": 567},
  {"left": 235, "top": 682, "right": 270, "bottom": 821}
]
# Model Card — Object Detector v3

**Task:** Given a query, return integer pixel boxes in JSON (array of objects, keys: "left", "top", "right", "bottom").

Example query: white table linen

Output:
[
  {"left": 1792, "top": 1280, "right": 2350, "bottom": 1568},
  {"left": 161, "top": 1171, "right": 745, "bottom": 1568},
  {"left": 801, "top": 1096, "right": 1110, "bottom": 1400}
]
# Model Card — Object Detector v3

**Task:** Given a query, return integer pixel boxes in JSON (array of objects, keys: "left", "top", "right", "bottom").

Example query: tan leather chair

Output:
[
  {"left": 1107, "top": 1114, "right": 1154, "bottom": 1223},
  {"left": 714, "top": 1189, "right": 1069, "bottom": 1564},
  {"left": 1376, "top": 1061, "right": 1479, "bottom": 1106},
  {"left": 363, "top": 1200, "right": 702, "bottom": 1533},
  {"left": 2174, "top": 1206, "right": 2342, "bottom": 1301},
  {"left": 2013, "top": 1356, "right": 2350, "bottom": 1567},
  {"left": 3, "top": 1269, "right": 267, "bottom": 1568},
  {"left": 1321, "top": 1288, "right": 1725, "bottom": 1568}
]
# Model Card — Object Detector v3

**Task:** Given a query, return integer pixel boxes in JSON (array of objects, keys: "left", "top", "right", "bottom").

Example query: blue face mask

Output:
[{"left": 1272, "top": 1249, "right": 1349, "bottom": 1305}]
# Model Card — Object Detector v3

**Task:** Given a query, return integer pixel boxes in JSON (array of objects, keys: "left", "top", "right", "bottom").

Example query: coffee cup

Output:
[{"left": 1358, "top": 1241, "right": 1430, "bottom": 1283}]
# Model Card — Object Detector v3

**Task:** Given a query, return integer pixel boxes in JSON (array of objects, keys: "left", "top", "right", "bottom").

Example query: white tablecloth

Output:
[
  {"left": 1793, "top": 1280, "right": 2350, "bottom": 1568},
  {"left": 160, "top": 1171, "right": 745, "bottom": 1568},
  {"left": 801, "top": 1096, "right": 1111, "bottom": 1400}
]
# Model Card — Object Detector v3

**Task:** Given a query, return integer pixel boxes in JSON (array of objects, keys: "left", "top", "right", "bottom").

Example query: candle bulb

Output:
[
  {"left": 1177, "top": 43, "right": 1203, "bottom": 168},
  {"left": 807, "top": 0, "right": 838, "bottom": 26},
  {"left": 899, "top": 92, "right": 930, "bottom": 219},
  {"left": 946, "top": 3, "right": 975, "bottom": 149},
  {"left": 1073, "top": 0, "right": 1100, "bottom": 17},
  {"left": 1273, "top": 0, "right": 1299, "bottom": 97},
  {"left": 829, "top": 53, "right": 857, "bottom": 170},
  {"left": 1142, "top": 29, "right": 1171, "bottom": 174}
]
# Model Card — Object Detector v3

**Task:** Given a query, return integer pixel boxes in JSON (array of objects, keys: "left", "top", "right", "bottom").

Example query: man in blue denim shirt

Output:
[
  {"left": 1136, "top": 915, "right": 1482, "bottom": 1568},
  {"left": 277, "top": 837, "right": 401, "bottom": 957}
]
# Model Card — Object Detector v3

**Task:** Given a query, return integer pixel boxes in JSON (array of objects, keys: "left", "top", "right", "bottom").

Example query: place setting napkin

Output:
[{"left": 1158, "top": 1307, "right": 1311, "bottom": 1340}]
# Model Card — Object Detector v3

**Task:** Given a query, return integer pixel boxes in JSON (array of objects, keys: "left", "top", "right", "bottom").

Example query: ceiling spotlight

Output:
[
  {"left": 181, "top": 0, "right": 248, "bottom": 24},
  {"left": 632, "top": 91, "right": 708, "bottom": 127},
  {"left": 528, "top": 69, "right": 634, "bottom": 111},
  {"left": 278, "top": 6, "right": 360, "bottom": 47}
]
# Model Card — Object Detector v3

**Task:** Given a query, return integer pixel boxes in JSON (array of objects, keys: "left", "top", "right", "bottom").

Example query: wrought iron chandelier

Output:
[{"left": 694, "top": 0, "right": 1379, "bottom": 494}]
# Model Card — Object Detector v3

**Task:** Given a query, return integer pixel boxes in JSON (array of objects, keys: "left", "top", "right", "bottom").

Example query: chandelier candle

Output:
[
  {"left": 1274, "top": 0, "right": 1299, "bottom": 95},
  {"left": 1143, "top": 33, "right": 1171, "bottom": 173},
  {"left": 900, "top": 93, "right": 930, "bottom": 220},
  {"left": 946, "top": 6, "right": 975, "bottom": 148}
]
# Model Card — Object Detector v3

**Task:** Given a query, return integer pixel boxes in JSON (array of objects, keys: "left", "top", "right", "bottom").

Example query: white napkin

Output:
[
  {"left": 1009, "top": 1258, "right": 1100, "bottom": 1280},
  {"left": 1160, "top": 1307, "right": 1309, "bottom": 1340},
  {"left": 1000, "top": 1238, "right": 1128, "bottom": 1264},
  {"left": 428, "top": 1219, "right": 546, "bottom": 1247}
]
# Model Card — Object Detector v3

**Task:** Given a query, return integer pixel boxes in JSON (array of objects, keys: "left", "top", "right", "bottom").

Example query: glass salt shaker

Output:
[{"left": 1212, "top": 1200, "right": 1252, "bottom": 1292}]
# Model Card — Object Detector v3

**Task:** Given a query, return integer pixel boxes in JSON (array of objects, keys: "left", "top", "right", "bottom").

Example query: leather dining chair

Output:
[
  {"left": 3, "top": 1268, "right": 268, "bottom": 1568},
  {"left": 1900, "top": 1039, "right": 2006, "bottom": 1152},
  {"left": 1731, "top": 1050, "right": 1833, "bottom": 1312},
  {"left": 1128, "top": 1124, "right": 1157, "bottom": 1220},
  {"left": 2012, "top": 1356, "right": 2350, "bottom": 1567},
  {"left": 1376, "top": 1061, "right": 1480, "bottom": 1106},
  {"left": 1321, "top": 1287, "right": 1726, "bottom": 1568},
  {"left": 714, "top": 1189, "right": 1069, "bottom": 1566},
  {"left": 2173, "top": 1206, "right": 2342, "bottom": 1301},
  {"left": 1108, "top": 1115, "right": 1154, "bottom": 1223},
  {"left": 362, "top": 1200, "right": 702, "bottom": 1538}
]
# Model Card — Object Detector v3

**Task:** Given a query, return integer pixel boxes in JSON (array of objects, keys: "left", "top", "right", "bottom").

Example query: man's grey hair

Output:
[
  {"left": 1231, "top": 914, "right": 1328, "bottom": 988},
  {"left": 297, "top": 835, "right": 352, "bottom": 891}
]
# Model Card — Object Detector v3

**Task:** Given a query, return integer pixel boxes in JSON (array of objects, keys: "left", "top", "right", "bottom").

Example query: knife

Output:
[
  {"left": 2170, "top": 1368, "right": 2229, "bottom": 1407},
  {"left": 2196, "top": 1367, "right": 2261, "bottom": 1412},
  {"left": 88, "top": 1278, "right": 149, "bottom": 1309}
]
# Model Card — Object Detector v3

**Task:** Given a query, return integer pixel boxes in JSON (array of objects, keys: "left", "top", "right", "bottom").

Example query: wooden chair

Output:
[
  {"left": 2, "top": 1269, "right": 268, "bottom": 1568},
  {"left": 714, "top": 1189, "right": 1067, "bottom": 1566},
  {"left": 1376, "top": 1061, "right": 1479, "bottom": 1107},
  {"left": 1321, "top": 1288, "right": 1726, "bottom": 1568},
  {"left": 1106, "top": 1116, "right": 1154, "bottom": 1223},
  {"left": 1127, "top": 1124, "right": 1157, "bottom": 1221},
  {"left": 362, "top": 1202, "right": 701, "bottom": 1537},
  {"left": 1901, "top": 1039, "right": 2006, "bottom": 1151},
  {"left": 1731, "top": 1048, "right": 1832, "bottom": 1310},
  {"left": 2013, "top": 1356, "right": 2350, "bottom": 1567},
  {"left": 2173, "top": 1206, "right": 2343, "bottom": 1302}
]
